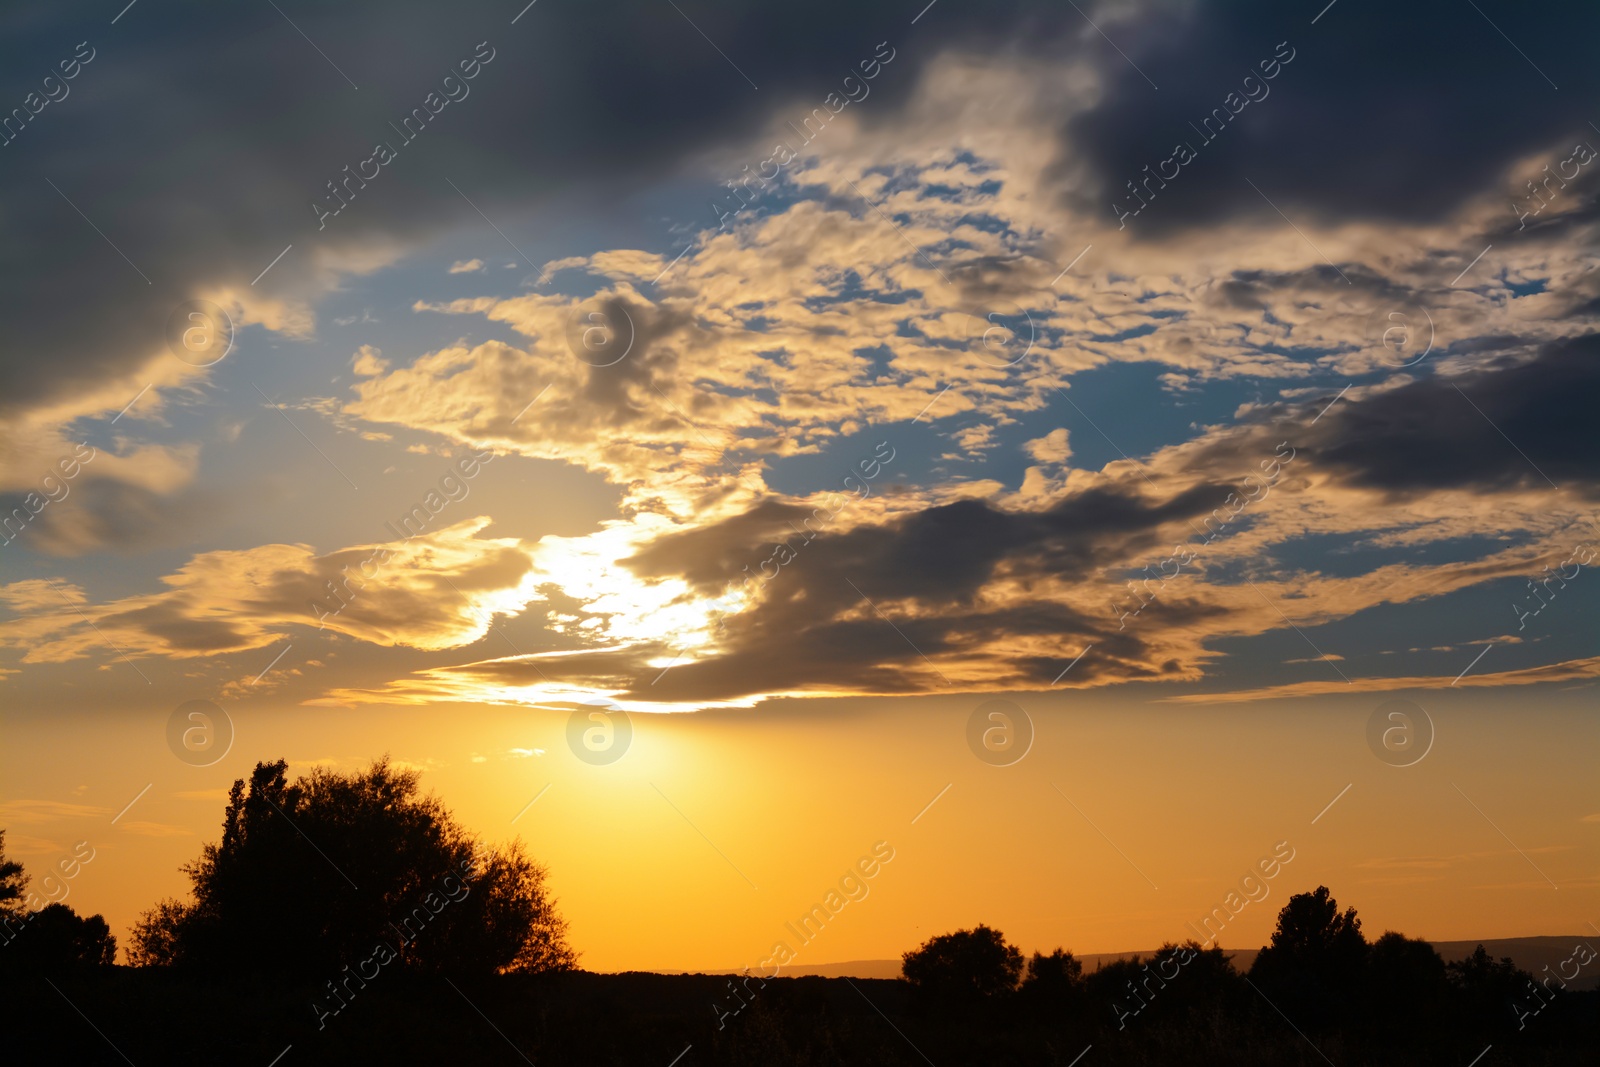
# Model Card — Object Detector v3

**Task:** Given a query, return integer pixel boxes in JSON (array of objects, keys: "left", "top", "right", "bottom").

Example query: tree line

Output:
[{"left": 895, "top": 889, "right": 1591, "bottom": 1062}]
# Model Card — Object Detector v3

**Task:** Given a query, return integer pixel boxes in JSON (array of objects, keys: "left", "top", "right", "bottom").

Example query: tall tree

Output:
[
  {"left": 1255, "top": 886, "right": 1366, "bottom": 968},
  {"left": 1250, "top": 885, "right": 1368, "bottom": 1027}
]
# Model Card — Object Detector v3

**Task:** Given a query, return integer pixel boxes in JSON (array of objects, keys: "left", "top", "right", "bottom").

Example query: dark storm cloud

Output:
[
  {"left": 574, "top": 294, "right": 694, "bottom": 424},
  {"left": 629, "top": 575, "right": 1221, "bottom": 703},
  {"left": 1300, "top": 333, "right": 1600, "bottom": 497},
  {"left": 1060, "top": 0, "right": 1600, "bottom": 236},
  {"left": 448, "top": 589, "right": 1207, "bottom": 704},
  {"left": 0, "top": 0, "right": 1075, "bottom": 421},
  {"left": 443, "top": 532, "right": 1236, "bottom": 702},
  {"left": 593, "top": 476, "right": 1232, "bottom": 700},
  {"left": 631, "top": 481, "right": 1227, "bottom": 603},
  {"left": 1131, "top": 322, "right": 1600, "bottom": 503},
  {"left": 480, "top": 591, "right": 1203, "bottom": 710}
]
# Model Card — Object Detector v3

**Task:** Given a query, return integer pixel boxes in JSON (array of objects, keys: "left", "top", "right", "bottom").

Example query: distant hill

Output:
[
  {"left": 670, "top": 935, "right": 1597, "bottom": 988},
  {"left": 1427, "top": 937, "right": 1598, "bottom": 989},
  {"left": 657, "top": 958, "right": 904, "bottom": 980}
]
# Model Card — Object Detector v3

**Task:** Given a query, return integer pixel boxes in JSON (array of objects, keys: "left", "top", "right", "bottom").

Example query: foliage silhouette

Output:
[
  {"left": 1152, "top": 940, "right": 1245, "bottom": 1015},
  {"left": 901, "top": 924, "right": 1022, "bottom": 1009},
  {"left": 0, "top": 831, "right": 25, "bottom": 921},
  {"left": 0, "top": 832, "right": 116, "bottom": 974},
  {"left": 1019, "top": 947, "right": 1084, "bottom": 1009},
  {"left": 1447, "top": 943, "right": 1538, "bottom": 1024},
  {"left": 129, "top": 757, "right": 574, "bottom": 977},
  {"left": 1254, "top": 884, "right": 1367, "bottom": 969},
  {"left": 4, "top": 877, "right": 1597, "bottom": 1066},
  {"left": 1249, "top": 884, "right": 1367, "bottom": 1026},
  {"left": 1365, "top": 930, "right": 1450, "bottom": 1041},
  {"left": 6, "top": 903, "right": 117, "bottom": 972}
]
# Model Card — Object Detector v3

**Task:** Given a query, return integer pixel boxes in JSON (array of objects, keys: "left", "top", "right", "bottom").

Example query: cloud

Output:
[
  {"left": 1024, "top": 427, "right": 1071, "bottom": 464},
  {"left": 0, "top": 799, "right": 112, "bottom": 824},
  {"left": 0, "top": 430, "right": 204, "bottom": 555},
  {"left": 10, "top": 1, "right": 1600, "bottom": 713},
  {"left": 0, "top": 517, "right": 538, "bottom": 666},
  {"left": 316, "top": 125, "right": 1600, "bottom": 705},
  {"left": 0, "top": 0, "right": 1100, "bottom": 466},
  {"left": 1160, "top": 655, "right": 1600, "bottom": 705},
  {"left": 1054, "top": 0, "right": 1600, "bottom": 236},
  {"left": 3, "top": 0, "right": 1594, "bottom": 522},
  {"left": 320, "top": 308, "right": 1600, "bottom": 710},
  {"left": 352, "top": 345, "right": 389, "bottom": 376},
  {"left": 449, "top": 258, "right": 486, "bottom": 274},
  {"left": 1288, "top": 334, "right": 1600, "bottom": 498}
]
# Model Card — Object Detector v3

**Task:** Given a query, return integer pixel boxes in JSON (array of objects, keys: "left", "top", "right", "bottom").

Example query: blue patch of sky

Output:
[
  {"left": 1262, "top": 531, "right": 1533, "bottom": 580},
  {"left": 763, "top": 420, "right": 944, "bottom": 498},
  {"left": 804, "top": 269, "right": 922, "bottom": 311},
  {"left": 1087, "top": 323, "right": 1159, "bottom": 343},
  {"left": 854, "top": 344, "right": 896, "bottom": 382},
  {"left": 1032, "top": 361, "right": 1254, "bottom": 474},
  {"left": 951, "top": 212, "right": 1016, "bottom": 236},
  {"left": 918, "top": 179, "right": 1004, "bottom": 203},
  {"left": 765, "top": 361, "right": 1292, "bottom": 498},
  {"left": 1190, "top": 570, "right": 1593, "bottom": 693}
]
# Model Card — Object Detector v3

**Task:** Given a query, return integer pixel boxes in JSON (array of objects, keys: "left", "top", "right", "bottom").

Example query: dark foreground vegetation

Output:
[{"left": 3, "top": 759, "right": 1595, "bottom": 1065}]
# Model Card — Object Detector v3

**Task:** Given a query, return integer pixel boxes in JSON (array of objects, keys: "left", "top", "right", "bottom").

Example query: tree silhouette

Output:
[
  {"left": 6, "top": 903, "right": 117, "bottom": 972},
  {"left": 1022, "top": 948, "right": 1083, "bottom": 997},
  {"left": 1364, "top": 931, "right": 1449, "bottom": 1042},
  {"left": 901, "top": 925, "right": 1022, "bottom": 1009},
  {"left": 0, "top": 831, "right": 25, "bottom": 924},
  {"left": 1018, "top": 947, "right": 1086, "bottom": 1024},
  {"left": 1154, "top": 940, "right": 1244, "bottom": 1016},
  {"left": 130, "top": 757, "right": 574, "bottom": 977},
  {"left": 0, "top": 831, "right": 31, "bottom": 956},
  {"left": 1087, "top": 941, "right": 1244, "bottom": 1030},
  {"left": 1255, "top": 886, "right": 1366, "bottom": 967},
  {"left": 1446, "top": 944, "right": 1534, "bottom": 1028},
  {"left": 0, "top": 832, "right": 116, "bottom": 972},
  {"left": 1085, "top": 954, "right": 1147, "bottom": 1016},
  {"left": 1250, "top": 886, "right": 1367, "bottom": 1027},
  {"left": 1, "top": 871, "right": 1593, "bottom": 1064}
]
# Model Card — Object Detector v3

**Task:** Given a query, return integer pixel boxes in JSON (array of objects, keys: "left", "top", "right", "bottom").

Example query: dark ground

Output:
[{"left": 7, "top": 968, "right": 1596, "bottom": 1066}]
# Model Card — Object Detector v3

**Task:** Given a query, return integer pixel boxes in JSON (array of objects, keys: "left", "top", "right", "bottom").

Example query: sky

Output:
[{"left": 0, "top": 0, "right": 1596, "bottom": 973}]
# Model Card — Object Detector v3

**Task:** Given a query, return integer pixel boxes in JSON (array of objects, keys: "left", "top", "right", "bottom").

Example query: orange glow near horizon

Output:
[{"left": 3, "top": 690, "right": 1594, "bottom": 974}]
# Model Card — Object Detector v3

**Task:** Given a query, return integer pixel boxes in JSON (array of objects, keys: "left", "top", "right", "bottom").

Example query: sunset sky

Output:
[{"left": 1, "top": 0, "right": 1596, "bottom": 973}]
